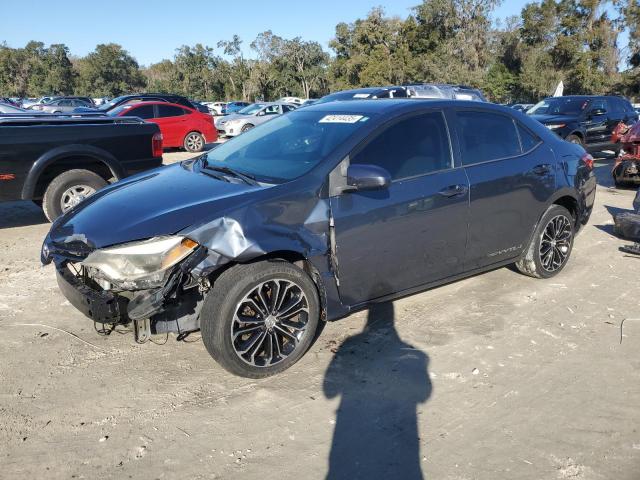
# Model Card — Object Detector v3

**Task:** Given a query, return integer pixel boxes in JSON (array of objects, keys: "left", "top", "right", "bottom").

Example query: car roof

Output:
[
  {"left": 118, "top": 101, "right": 194, "bottom": 110},
  {"left": 302, "top": 98, "right": 508, "bottom": 114},
  {"left": 544, "top": 95, "right": 623, "bottom": 100}
]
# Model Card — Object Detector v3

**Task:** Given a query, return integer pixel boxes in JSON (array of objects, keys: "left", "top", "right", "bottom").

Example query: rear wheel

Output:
[
  {"left": 42, "top": 169, "right": 107, "bottom": 222},
  {"left": 516, "top": 204, "right": 575, "bottom": 279},
  {"left": 566, "top": 134, "right": 583, "bottom": 146},
  {"left": 200, "top": 261, "right": 320, "bottom": 378},
  {"left": 183, "top": 132, "right": 205, "bottom": 152}
]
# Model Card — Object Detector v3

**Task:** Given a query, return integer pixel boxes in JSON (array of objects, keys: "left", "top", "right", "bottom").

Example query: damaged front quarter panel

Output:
[{"left": 181, "top": 192, "right": 346, "bottom": 322}]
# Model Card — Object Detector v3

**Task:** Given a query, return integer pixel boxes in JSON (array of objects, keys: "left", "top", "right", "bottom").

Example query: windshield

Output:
[
  {"left": 203, "top": 111, "right": 372, "bottom": 183},
  {"left": 106, "top": 105, "right": 133, "bottom": 116},
  {"left": 98, "top": 96, "right": 127, "bottom": 111},
  {"left": 237, "top": 103, "right": 265, "bottom": 115},
  {"left": 528, "top": 98, "right": 589, "bottom": 116}
]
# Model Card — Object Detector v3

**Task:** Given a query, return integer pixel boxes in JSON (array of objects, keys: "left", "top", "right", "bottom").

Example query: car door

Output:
[
  {"left": 454, "top": 108, "right": 556, "bottom": 270},
  {"left": 605, "top": 98, "right": 625, "bottom": 147},
  {"left": 154, "top": 104, "right": 187, "bottom": 146},
  {"left": 329, "top": 110, "right": 470, "bottom": 306},
  {"left": 582, "top": 98, "right": 609, "bottom": 147}
]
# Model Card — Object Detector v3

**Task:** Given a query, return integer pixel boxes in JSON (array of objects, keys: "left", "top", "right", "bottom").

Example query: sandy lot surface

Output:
[{"left": 1, "top": 153, "right": 639, "bottom": 479}]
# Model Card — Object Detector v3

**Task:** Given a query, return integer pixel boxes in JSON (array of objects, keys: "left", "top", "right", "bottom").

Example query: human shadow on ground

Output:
[{"left": 323, "top": 301, "right": 432, "bottom": 480}]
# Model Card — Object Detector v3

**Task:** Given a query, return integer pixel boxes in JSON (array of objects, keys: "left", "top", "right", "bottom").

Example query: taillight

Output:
[
  {"left": 152, "top": 132, "right": 163, "bottom": 157},
  {"left": 581, "top": 152, "right": 594, "bottom": 170}
]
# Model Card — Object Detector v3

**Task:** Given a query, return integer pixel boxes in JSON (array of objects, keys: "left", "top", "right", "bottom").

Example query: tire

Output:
[
  {"left": 183, "top": 131, "right": 205, "bottom": 152},
  {"left": 42, "top": 169, "right": 107, "bottom": 222},
  {"left": 566, "top": 134, "right": 583, "bottom": 146},
  {"left": 516, "top": 204, "right": 575, "bottom": 279},
  {"left": 200, "top": 261, "right": 320, "bottom": 378},
  {"left": 241, "top": 123, "right": 254, "bottom": 133}
]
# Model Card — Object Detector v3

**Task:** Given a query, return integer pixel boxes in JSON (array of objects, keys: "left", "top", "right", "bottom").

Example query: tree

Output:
[
  {"left": 74, "top": 44, "right": 145, "bottom": 97},
  {"left": 40, "top": 44, "right": 75, "bottom": 95},
  {"left": 143, "top": 59, "right": 179, "bottom": 93},
  {"left": 171, "top": 44, "right": 225, "bottom": 100},
  {"left": 329, "top": 8, "right": 417, "bottom": 88},
  {"left": 217, "top": 35, "right": 253, "bottom": 100}
]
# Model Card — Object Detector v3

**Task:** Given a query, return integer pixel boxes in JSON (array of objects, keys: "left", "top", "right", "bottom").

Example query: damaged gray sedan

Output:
[{"left": 42, "top": 99, "right": 596, "bottom": 377}]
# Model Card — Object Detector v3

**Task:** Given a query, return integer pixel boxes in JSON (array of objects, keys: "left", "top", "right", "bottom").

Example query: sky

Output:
[{"left": 0, "top": 0, "right": 528, "bottom": 66}]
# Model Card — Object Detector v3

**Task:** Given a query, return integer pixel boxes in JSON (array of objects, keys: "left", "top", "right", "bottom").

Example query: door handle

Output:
[
  {"left": 532, "top": 164, "right": 552, "bottom": 175},
  {"left": 438, "top": 184, "right": 468, "bottom": 197}
]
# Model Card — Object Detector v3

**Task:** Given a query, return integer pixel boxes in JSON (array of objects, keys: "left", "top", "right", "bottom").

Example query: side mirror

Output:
[
  {"left": 591, "top": 108, "right": 606, "bottom": 116},
  {"left": 257, "top": 111, "right": 265, "bottom": 117},
  {"left": 346, "top": 164, "right": 391, "bottom": 192}
]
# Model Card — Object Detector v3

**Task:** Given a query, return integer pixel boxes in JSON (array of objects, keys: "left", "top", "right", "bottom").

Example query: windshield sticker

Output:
[
  {"left": 352, "top": 93, "right": 371, "bottom": 99},
  {"left": 319, "top": 115, "right": 365, "bottom": 124}
]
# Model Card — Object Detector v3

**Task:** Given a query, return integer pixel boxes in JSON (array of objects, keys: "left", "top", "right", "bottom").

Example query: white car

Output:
[
  {"left": 278, "top": 97, "right": 305, "bottom": 106},
  {"left": 215, "top": 102, "right": 298, "bottom": 137},
  {"left": 203, "top": 102, "right": 227, "bottom": 115}
]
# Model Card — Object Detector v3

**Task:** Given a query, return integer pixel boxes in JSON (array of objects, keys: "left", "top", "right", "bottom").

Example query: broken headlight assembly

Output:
[{"left": 82, "top": 236, "right": 198, "bottom": 290}]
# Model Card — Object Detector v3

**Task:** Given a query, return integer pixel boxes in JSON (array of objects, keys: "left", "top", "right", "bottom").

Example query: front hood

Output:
[
  {"left": 529, "top": 114, "right": 575, "bottom": 125},
  {"left": 46, "top": 161, "right": 263, "bottom": 250},
  {"left": 215, "top": 113, "right": 245, "bottom": 125}
]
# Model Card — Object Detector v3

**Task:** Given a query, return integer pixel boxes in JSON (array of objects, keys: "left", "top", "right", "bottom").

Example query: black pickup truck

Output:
[{"left": 0, "top": 115, "right": 163, "bottom": 221}]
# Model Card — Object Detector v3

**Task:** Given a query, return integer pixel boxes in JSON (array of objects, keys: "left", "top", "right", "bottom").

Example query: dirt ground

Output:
[{"left": 1, "top": 152, "right": 639, "bottom": 480}]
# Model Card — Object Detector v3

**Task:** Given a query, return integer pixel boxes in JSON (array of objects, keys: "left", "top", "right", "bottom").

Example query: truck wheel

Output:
[
  {"left": 566, "top": 134, "right": 583, "bottom": 146},
  {"left": 42, "top": 169, "right": 107, "bottom": 222},
  {"left": 200, "top": 261, "right": 320, "bottom": 378},
  {"left": 516, "top": 204, "right": 574, "bottom": 279},
  {"left": 183, "top": 132, "right": 205, "bottom": 152}
]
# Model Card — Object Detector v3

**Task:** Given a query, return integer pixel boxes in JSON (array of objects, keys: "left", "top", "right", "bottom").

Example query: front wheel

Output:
[
  {"left": 183, "top": 131, "right": 205, "bottom": 152},
  {"left": 241, "top": 123, "right": 254, "bottom": 133},
  {"left": 200, "top": 261, "right": 320, "bottom": 378},
  {"left": 516, "top": 204, "right": 575, "bottom": 278}
]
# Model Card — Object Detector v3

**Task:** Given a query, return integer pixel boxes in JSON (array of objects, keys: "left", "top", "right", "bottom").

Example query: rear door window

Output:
[
  {"left": 157, "top": 105, "right": 185, "bottom": 118},
  {"left": 456, "top": 110, "right": 522, "bottom": 165},
  {"left": 516, "top": 123, "right": 541, "bottom": 152},
  {"left": 351, "top": 111, "right": 452, "bottom": 180}
]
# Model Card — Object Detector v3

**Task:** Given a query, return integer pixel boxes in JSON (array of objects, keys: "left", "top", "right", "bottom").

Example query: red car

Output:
[{"left": 108, "top": 101, "right": 217, "bottom": 152}]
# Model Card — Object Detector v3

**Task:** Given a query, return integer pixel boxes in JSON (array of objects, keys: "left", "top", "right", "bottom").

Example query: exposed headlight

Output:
[
  {"left": 82, "top": 236, "right": 198, "bottom": 289},
  {"left": 546, "top": 123, "right": 566, "bottom": 130}
]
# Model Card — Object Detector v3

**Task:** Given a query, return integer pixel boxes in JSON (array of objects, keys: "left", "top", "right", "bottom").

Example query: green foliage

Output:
[
  {"left": 0, "top": 41, "right": 75, "bottom": 96},
  {"left": 75, "top": 44, "right": 145, "bottom": 97},
  {"left": 2, "top": 1, "right": 640, "bottom": 102}
]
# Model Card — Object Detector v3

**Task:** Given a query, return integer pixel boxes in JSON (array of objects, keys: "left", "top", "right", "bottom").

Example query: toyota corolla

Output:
[{"left": 42, "top": 99, "right": 596, "bottom": 378}]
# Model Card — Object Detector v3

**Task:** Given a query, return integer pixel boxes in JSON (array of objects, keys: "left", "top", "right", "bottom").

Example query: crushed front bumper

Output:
[
  {"left": 53, "top": 246, "right": 209, "bottom": 333},
  {"left": 56, "top": 265, "right": 129, "bottom": 324}
]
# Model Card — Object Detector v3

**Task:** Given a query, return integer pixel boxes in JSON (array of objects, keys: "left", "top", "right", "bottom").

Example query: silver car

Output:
[
  {"left": 34, "top": 98, "right": 95, "bottom": 113},
  {"left": 215, "top": 102, "right": 298, "bottom": 137}
]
